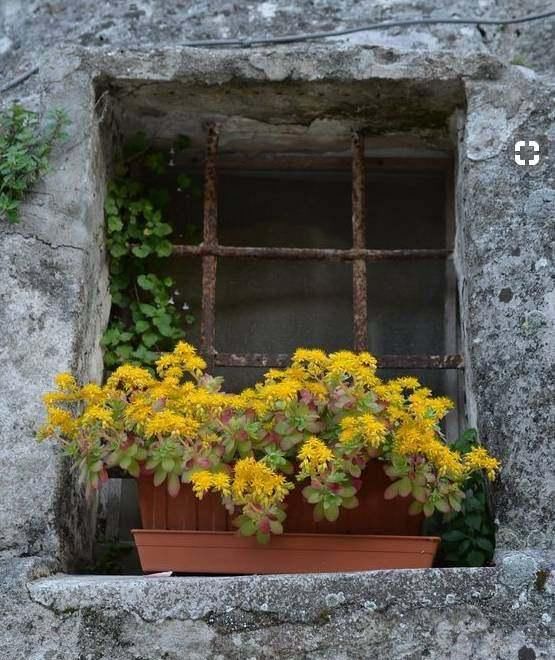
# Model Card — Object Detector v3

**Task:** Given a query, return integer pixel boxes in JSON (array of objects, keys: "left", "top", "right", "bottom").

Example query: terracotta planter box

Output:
[
  {"left": 133, "top": 529, "right": 440, "bottom": 574},
  {"left": 137, "top": 460, "right": 423, "bottom": 535},
  {"left": 133, "top": 460, "right": 440, "bottom": 573}
]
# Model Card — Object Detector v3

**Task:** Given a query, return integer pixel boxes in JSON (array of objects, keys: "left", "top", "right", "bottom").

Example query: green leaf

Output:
[
  {"left": 239, "top": 519, "right": 257, "bottom": 537},
  {"left": 269, "top": 520, "right": 283, "bottom": 535},
  {"left": 302, "top": 487, "right": 321, "bottom": 504},
  {"left": 152, "top": 222, "right": 172, "bottom": 237},
  {"left": 154, "top": 241, "right": 172, "bottom": 257},
  {"left": 442, "top": 530, "right": 467, "bottom": 543},
  {"left": 131, "top": 244, "right": 151, "bottom": 258},
  {"left": 384, "top": 481, "right": 400, "bottom": 500},
  {"left": 139, "top": 304, "right": 157, "bottom": 317},
  {"left": 135, "top": 320, "right": 150, "bottom": 333},
  {"left": 466, "top": 513, "right": 482, "bottom": 531},
  {"left": 397, "top": 477, "right": 412, "bottom": 497},
  {"left": 423, "top": 501, "right": 435, "bottom": 517},
  {"left": 153, "top": 469, "right": 167, "bottom": 487},
  {"left": 313, "top": 502, "right": 324, "bottom": 522},
  {"left": 161, "top": 458, "right": 175, "bottom": 473},
  {"left": 342, "top": 496, "right": 359, "bottom": 510},
  {"left": 475, "top": 537, "right": 494, "bottom": 553},
  {"left": 107, "top": 215, "right": 123, "bottom": 232},
  {"left": 142, "top": 331, "right": 160, "bottom": 348},
  {"left": 167, "top": 473, "right": 180, "bottom": 497},
  {"left": 137, "top": 274, "right": 155, "bottom": 290},
  {"left": 324, "top": 504, "right": 339, "bottom": 522}
]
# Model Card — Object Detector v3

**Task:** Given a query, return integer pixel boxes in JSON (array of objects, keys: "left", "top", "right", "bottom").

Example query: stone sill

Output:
[
  {"left": 2, "top": 553, "right": 552, "bottom": 658},
  {"left": 26, "top": 561, "right": 528, "bottom": 624}
]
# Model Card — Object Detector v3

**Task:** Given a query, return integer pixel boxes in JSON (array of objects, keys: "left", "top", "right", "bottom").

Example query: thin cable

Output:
[
  {"left": 181, "top": 10, "right": 555, "bottom": 47},
  {"left": 1, "top": 10, "right": 554, "bottom": 92}
]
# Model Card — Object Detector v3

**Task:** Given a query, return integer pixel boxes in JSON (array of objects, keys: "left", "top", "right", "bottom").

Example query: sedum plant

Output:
[{"left": 39, "top": 342, "right": 500, "bottom": 545}]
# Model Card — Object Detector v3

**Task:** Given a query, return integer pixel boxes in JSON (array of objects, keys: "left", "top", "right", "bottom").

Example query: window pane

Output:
[
  {"left": 215, "top": 260, "right": 353, "bottom": 354},
  {"left": 367, "top": 260, "right": 446, "bottom": 354},
  {"left": 218, "top": 170, "right": 352, "bottom": 248},
  {"left": 366, "top": 169, "right": 446, "bottom": 249}
]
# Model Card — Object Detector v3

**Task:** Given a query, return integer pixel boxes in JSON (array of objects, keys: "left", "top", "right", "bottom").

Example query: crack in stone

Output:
[{"left": 1, "top": 230, "right": 86, "bottom": 253}]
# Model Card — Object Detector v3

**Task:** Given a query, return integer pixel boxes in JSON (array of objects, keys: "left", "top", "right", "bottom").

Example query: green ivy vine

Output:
[
  {"left": 0, "top": 104, "right": 68, "bottom": 223},
  {"left": 423, "top": 429, "right": 496, "bottom": 567},
  {"left": 103, "top": 133, "right": 199, "bottom": 371}
]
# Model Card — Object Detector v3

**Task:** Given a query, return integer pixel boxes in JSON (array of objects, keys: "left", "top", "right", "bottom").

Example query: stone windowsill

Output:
[{"left": 1, "top": 553, "right": 552, "bottom": 658}]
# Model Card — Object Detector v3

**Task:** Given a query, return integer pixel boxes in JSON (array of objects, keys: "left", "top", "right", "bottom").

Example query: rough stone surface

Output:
[
  {"left": 1, "top": 0, "right": 554, "bottom": 87},
  {"left": 456, "top": 74, "right": 554, "bottom": 551},
  {"left": 0, "top": 553, "right": 553, "bottom": 659},
  {"left": 0, "top": 63, "right": 110, "bottom": 564},
  {"left": 0, "top": 2, "right": 554, "bottom": 658}
]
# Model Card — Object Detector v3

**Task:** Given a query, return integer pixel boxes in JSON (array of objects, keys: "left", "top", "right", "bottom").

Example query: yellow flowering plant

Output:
[{"left": 38, "top": 342, "right": 500, "bottom": 544}]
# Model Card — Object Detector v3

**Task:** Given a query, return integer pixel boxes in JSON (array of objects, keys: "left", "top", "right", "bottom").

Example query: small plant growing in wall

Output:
[
  {"left": 103, "top": 133, "right": 199, "bottom": 370},
  {"left": 0, "top": 104, "right": 68, "bottom": 223}
]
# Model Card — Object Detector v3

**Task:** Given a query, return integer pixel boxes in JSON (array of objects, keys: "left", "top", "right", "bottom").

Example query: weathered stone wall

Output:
[
  {"left": 1, "top": 0, "right": 554, "bottom": 82},
  {"left": 0, "top": 2, "right": 553, "bottom": 658},
  {"left": 0, "top": 57, "right": 111, "bottom": 564},
  {"left": 1, "top": 552, "right": 553, "bottom": 659}
]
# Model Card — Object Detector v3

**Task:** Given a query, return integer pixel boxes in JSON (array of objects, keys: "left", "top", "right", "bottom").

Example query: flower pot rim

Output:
[{"left": 132, "top": 529, "right": 441, "bottom": 542}]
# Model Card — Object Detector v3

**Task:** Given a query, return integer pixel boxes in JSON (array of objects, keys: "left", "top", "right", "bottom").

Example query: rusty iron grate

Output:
[{"left": 173, "top": 123, "right": 463, "bottom": 372}]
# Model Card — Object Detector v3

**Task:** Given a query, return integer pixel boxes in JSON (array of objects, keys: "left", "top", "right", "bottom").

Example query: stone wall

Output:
[
  {"left": 1, "top": 552, "right": 553, "bottom": 659},
  {"left": 0, "top": 2, "right": 553, "bottom": 658}
]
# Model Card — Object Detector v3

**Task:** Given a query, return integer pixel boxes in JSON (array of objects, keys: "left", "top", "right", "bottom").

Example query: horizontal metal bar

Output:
[
  {"left": 172, "top": 244, "right": 452, "bottom": 261},
  {"left": 183, "top": 155, "right": 452, "bottom": 172},
  {"left": 215, "top": 352, "right": 463, "bottom": 369}
]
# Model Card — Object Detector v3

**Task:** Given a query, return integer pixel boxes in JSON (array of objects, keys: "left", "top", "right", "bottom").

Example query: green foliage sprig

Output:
[
  {"left": 0, "top": 104, "right": 68, "bottom": 223},
  {"left": 423, "top": 429, "right": 496, "bottom": 567},
  {"left": 103, "top": 133, "right": 198, "bottom": 370}
]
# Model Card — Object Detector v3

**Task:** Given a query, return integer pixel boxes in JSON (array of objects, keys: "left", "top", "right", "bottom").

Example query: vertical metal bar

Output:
[
  {"left": 352, "top": 131, "right": 368, "bottom": 351},
  {"left": 200, "top": 123, "right": 219, "bottom": 369}
]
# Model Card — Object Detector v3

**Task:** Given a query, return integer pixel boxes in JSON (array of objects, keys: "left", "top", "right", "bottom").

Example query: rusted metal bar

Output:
[
  {"left": 215, "top": 352, "right": 464, "bottom": 370},
  {"left": 213, "top": 155, "right": 452, "bottom": 172},
  {"left": 171, "top": 244, "right": 452, "bottom": 261},
  {"left": 200, "top": 123, "right": 219, "bottom": 368},
  {"left": 352, "top": 130, "right": 368, "bottom": 351}
]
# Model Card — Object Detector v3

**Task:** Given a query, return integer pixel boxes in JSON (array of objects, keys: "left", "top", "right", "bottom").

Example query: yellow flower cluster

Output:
[
  {"left": 291, "top": 348, "right": 329, "bottom": 377},
  {"left": 54, "top": 372, "right": 78, "bottom": 392},
  {"left": 298, "top": 437, "right": 334, "bottom": 475},
  {"left": 464, "top": 446, "right": 500, "bottom": 481},
  {"left": 394, "top": 420, "right": 465, "bottom": 480},
  {"left": 408, "top": 388, "right": 454, "bottom": 421},
  {"left": 339, "top": 414, "right": 387, "bottom": 448},
  {"left": 232, "top": 457, "right": 292, "bottom": 507},
  {"left": 191, "top": 470, "right": 231, "bottom": 498},
  {"left": 38, "top": 406, "right": 77, "bottom": 440},
  {"left": 232, "top": 378, "right": 301, "bottom": 416},
  {"left": 79, "top": 404, "right": 114, "bottom": 429},
  {"left": 326, "top": 350, "right": 379, "bottom": 387},
  {"left": 106, "top": 364, "right": 156, "bottom": 392},
  {"left": 155, "top": 341, "right": 206, "bottom": 380},
  {"left": 144, "top": 410, "right": 200, "bottom": 438}
]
